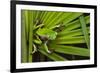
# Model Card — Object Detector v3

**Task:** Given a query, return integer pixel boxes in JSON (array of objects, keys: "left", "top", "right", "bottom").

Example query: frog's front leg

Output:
[{"left": 43, "top": 41, "right": 52, "bottom": 54}]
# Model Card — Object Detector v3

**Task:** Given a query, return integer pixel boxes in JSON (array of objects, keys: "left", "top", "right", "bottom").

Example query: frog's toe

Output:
[{"left": 47, "top": 50, "right": 52, "bottom": 54}]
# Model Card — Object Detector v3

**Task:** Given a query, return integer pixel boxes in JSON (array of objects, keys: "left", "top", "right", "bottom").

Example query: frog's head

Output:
[{"left": 36, "top": 28, "right": 57, "bottom": 41}]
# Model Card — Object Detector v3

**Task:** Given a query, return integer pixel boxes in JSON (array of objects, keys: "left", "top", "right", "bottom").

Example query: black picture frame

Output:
[{"left": 10, "top": 0, "right": 97, "bottom": 73}]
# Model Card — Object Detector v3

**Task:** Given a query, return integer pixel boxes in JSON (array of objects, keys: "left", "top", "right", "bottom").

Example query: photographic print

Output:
[
  {"left": 21, "top": 10, "right": 90, "bottom": 63},
  {"left": 11, "top": 1, "right": 97, "bottom": 72}
]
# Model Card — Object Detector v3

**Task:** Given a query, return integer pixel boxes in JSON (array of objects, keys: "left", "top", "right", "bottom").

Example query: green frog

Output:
[{"left": 32, "top": 21, "right": 64, "bottom": 54}]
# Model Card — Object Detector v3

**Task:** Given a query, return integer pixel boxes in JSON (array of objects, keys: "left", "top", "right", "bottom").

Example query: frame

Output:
[{"left": 10, "top": 0, "right": 97, "bottom": 73}]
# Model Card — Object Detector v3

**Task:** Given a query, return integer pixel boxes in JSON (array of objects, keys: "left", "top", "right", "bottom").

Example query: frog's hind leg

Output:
[
  {"left": 44, "top": 41, "right": 52, "bottom": 54},
  {"left": 31, "top": 44, "right": 37, "bottom": 54}
]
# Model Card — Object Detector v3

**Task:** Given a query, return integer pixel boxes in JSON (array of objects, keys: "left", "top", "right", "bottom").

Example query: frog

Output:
[{"left": 31, "top": 21, "right": 64, "bottom": 54}]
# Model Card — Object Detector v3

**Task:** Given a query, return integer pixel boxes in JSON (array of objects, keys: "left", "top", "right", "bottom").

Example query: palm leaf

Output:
[
  {"left": 39, "top": 47, "right": 67, "bottom": 61},
  {"left": 21, "top": 10, "right": 28, "bottom": 63},
  {"left": 79, "top": 15, "right": 90, "bottom": 49},
  {"left": 45, "top": 12, "right": 72, "bottom": 28},
  {"left": 21, "top": 10, "right": 90, "bottom": 62},
  {"left": 50, "top": 45, "right": 90, "bottom": 57},
  {"left": 52, "top": 36, "right": 87, "bottom": 44},
  {"left": 58, "top": 27, "right": 90, "bottom": 37},
  {"left": 61, "top": 16, "right": 90, "bottom": 32},
  {"left": 28, "top": 11, "right": 34, "bottom": 62}
]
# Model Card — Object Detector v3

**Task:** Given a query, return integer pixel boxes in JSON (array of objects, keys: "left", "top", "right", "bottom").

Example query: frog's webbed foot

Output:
[
  {"left": 44, "top": 41, "right": 52, "bottom": 54},
  {"left": 31, "top": 44, "right": 37, "bottom": 54}
]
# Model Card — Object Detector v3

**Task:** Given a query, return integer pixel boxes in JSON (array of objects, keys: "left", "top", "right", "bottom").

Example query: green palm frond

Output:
[{"left": 21, "top": 10, "right": 90, "bottom": 63}]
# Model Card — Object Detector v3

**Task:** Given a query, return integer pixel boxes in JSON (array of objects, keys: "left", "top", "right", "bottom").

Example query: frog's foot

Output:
[
  {"left": 31, "top": 44, "right": 37, "bottom": 54},
  {"left": 44, "top": 41, "right": 52, "bottom": 54},
  {"left": 46, "top": 49, "right": 52, "bottom": 54}
]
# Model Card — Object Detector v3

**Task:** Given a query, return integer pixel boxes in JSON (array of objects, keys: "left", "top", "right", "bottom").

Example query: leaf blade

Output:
[
  {"left": 39, "top": 48, "right": 67, "bottom": 61},
  {"left": 50, "top": 45, "right": 90, "bottom": 57},
  {"left": 53, "top": 36, "right": 87, "bottom": 44},
  {"left": 79, "top": 15, "right": 90, "bottom": 49}
]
